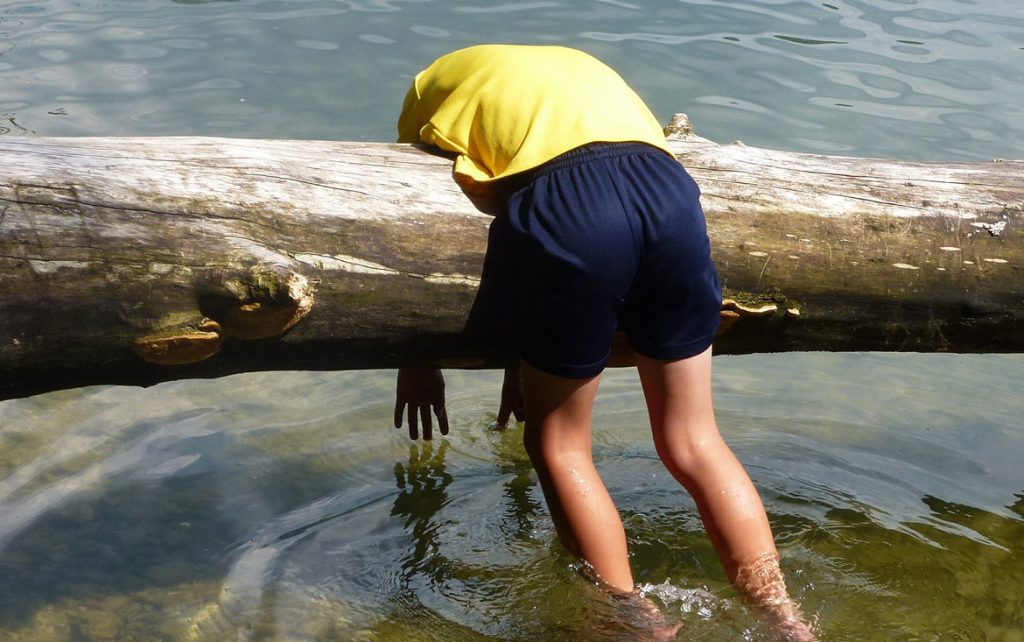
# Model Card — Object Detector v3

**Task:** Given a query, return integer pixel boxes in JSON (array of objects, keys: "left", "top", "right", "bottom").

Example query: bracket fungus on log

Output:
[
  {"left": 131, "top": 320, "right": 225, "bottom": 367},
  {"left": 132, "top": 271, "right": 315, "bottom": 365}
]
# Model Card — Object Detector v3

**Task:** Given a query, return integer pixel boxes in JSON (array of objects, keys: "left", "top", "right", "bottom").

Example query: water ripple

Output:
[{"left": 454, "top": 2, "right": 561, "bottom": 14}]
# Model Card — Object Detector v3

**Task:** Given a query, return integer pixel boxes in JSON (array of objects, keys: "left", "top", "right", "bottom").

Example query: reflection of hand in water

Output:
[
  {"left": 391, "top": 441, "right": 454, "bottom": 585},
  {"left": 392, "top": 440, "right": 453, "bottom": 524}
]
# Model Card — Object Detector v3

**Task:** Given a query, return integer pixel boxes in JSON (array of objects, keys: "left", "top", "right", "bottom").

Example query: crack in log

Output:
[
  {"left": 292, "top": 252, "right": 398, "bottom": 275},
  {"left": 0, "top": 142, "right": 248, "bottom": 165},
  {"left": 290, "top": 251, "right": 480, "bottom": 286},
  {"left": 0, "top": 194, "right": 288, "bottom": 232},
  {"left": 237, "top": 172, "right": 379, "bottom": 198},
  {"left": 687, "top": 155, "right": 1023, "bottom": 182},
  {"left": 700, "top": 183, "right": 935, "bottom": 213},
  {"left": 413, "top": 271, "right": 480, "bottom": 286},
  {"left": 687, "top": 158, "right": 1024, "bottom": 190}
]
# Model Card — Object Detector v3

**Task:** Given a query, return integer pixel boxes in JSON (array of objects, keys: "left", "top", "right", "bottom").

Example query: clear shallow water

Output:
[
  {"left": 1, "top": 1, "right": 1023, "bottom": 640},
  {"left": 1, "top": 357, "right": 1023, "bottom": 640}
]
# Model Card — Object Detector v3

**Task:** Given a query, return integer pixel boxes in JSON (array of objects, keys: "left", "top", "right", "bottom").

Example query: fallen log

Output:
[{"left": 1, "top": 114, "right": 1021, "bottom": 400}]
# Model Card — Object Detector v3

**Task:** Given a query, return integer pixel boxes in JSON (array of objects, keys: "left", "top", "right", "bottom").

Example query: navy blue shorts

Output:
[{"left": 467, "top": 143, "right": 721, "bottom": 379}]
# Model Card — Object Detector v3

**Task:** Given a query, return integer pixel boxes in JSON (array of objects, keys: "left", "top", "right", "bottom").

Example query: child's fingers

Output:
[
  {"left": 395, "top": 400, "right": 447, "bottom": 440},
  {"left": 438, "top": 407, "right": 449, "bottom": 436},
  {"left": 394, "top": 401, "right": 405, "bottom": 429},
  {"left": 407, "top": 405, "right": 418, "bottom": 440},
  {"left": 496, "top": 404, "right": 510, "bottom": 426},
  {"left": 420, "top": 404, "right": 432, "bottom": 440}
]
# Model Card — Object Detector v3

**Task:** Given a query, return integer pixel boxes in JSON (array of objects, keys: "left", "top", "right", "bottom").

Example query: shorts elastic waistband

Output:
[{"left": 532, "top": 142, "right": 663, "bottom": 177}]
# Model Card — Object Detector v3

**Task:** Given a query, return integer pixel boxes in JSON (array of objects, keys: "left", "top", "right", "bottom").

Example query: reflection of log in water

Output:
[{"left": 1, "top": 114, "right": 1022, "bottom": 400}]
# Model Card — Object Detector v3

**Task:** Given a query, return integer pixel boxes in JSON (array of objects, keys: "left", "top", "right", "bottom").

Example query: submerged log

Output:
[{"left": 1, "top": 114, "right": 1021, "bottom": 400}]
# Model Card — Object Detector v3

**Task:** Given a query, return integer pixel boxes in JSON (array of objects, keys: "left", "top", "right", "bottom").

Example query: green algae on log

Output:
[{"left": 1, "top": 114, "right": 1021, "bottom": 400}]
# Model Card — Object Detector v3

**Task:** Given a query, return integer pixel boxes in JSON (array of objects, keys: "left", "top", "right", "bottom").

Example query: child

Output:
[{"left": 393, "top": 44, "right": 813, "bottom": 640}]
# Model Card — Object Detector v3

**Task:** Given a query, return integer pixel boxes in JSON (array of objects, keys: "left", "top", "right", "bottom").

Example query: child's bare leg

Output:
[
  {"left": 635, "top": 348, "right": 777, "bottom": 577},
  {"left": 519, "top": 360, "right": 634, "bottom": 594},
  {"left": 635, "top": 348, "right": 813, "bottom": 638}
]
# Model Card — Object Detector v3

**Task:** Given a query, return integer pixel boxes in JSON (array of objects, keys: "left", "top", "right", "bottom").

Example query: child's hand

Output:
[
  {"left": 496, "top": 365, "right": 525, "bottom": 426},
  {"left": 394, "top": 367, "right": 448, "bottom": 440}
]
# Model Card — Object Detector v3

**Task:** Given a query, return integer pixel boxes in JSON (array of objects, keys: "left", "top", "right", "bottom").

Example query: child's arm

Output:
[{"left": 394, "top": 367, "right": 448, "bottom": 440}]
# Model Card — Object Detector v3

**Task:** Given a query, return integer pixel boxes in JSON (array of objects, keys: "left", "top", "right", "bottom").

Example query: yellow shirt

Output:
[{"left": 397, "top": 44, "right": 670, "bottom": 184}]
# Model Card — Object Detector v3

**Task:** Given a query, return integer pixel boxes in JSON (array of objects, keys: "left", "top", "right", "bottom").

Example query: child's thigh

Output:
[
  {"left": 620, "top": 169, "right": 721, "bottom": 361},
  {"left": 504, "top": 175, "right": 639, "bottom": 379}
]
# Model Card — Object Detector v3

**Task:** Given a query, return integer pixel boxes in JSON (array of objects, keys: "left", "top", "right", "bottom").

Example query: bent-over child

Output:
[{"left": 392, "top": 44, "right": 813, "bottom": 640}]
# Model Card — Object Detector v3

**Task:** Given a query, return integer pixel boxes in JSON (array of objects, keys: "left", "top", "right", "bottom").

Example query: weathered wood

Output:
[{"left": 1, "top": 115, "right": 1021, "bottom": 400}]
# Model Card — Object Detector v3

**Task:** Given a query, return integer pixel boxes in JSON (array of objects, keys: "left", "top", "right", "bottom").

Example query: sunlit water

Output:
[{"left": 1, "top": 1, "right": 1023, "bottom": 640}]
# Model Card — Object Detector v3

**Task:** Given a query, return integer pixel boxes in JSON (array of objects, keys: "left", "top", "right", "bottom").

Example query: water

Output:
[{"left": 1, "top": 1, "right": 1023, "bottom": 640}]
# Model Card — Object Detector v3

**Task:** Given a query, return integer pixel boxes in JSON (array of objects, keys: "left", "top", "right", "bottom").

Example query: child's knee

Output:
[
  {"left": 654, "top": 428, "right": 730, "bottom": 479},
  {"left": 523, "top": 426, "right": 595, "bottom": 474}
]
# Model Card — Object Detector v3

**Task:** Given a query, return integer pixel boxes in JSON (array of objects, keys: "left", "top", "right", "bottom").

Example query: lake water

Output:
[{"left": 1, "top": 1, "right": 1023, "bottom": 640}]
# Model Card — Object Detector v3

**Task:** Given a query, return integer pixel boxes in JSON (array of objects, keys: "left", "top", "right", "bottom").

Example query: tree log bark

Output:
[{"left": 1, "top": 114, "right": 1021, "bottom": 400}]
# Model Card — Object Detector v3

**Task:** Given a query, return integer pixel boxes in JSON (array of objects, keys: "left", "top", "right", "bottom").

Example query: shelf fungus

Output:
[
  {"left": 717, "top": 299, "right": 781, "bottom": 334},
  {"left": 133, "top": 273, "right": 315, "bottom": 365},
  {"left": 718, "top": 309, "right": 742, "bottom": 334},
  {"left": 230, "top": 271, "right": 315, "bottom": 339},
  {"left": 132, "top": 320, "right": 224, "bottom": 366},
  {"left": 722, "top": 299, "right": 779, "bottom": 318},
  {"left": 223, "top": 298, "right": 312, "bottom": 340}
]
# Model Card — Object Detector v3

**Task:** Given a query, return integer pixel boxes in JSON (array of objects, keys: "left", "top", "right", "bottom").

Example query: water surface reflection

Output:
[{"left": 1, "top": 356, "right": 1021, "bottom": 639}]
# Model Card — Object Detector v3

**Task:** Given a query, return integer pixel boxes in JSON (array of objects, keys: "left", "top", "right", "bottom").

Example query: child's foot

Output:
[{"left": 611, "top": 590, "right": 682, "bottom": 641}]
